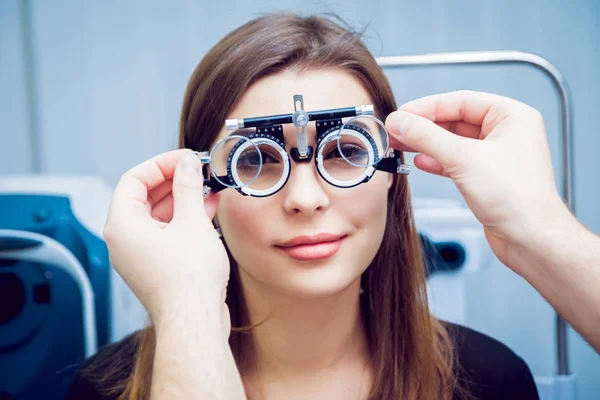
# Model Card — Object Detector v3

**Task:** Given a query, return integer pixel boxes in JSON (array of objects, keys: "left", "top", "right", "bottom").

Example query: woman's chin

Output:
[
  {"left": 238, "top": 247, "right": 368, "bottom": 300},
  {"left": 259, "top": 248, "right": 365, "bottom": 299},
  {"left": 276, "top": 270, "right": 361, "bottom": 300}
]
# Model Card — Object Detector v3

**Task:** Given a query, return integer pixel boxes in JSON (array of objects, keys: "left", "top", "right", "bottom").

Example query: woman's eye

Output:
[
  {"left": 325, "top": 144, "right": 368, "bottom": 161},
  {"left": 238, "top": 150, "right": 261, "bottom": 166},
  {"left": 260, "top": 151, "right": 279, "bottom": 164},
  {"left": 237, "top": 150, "right": 279, "bottom": 167}
]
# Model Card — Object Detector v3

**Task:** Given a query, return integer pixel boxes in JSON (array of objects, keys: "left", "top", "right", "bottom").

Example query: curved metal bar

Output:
[{"left": 377, "top": 51, "right": 573, "bottom": 375}]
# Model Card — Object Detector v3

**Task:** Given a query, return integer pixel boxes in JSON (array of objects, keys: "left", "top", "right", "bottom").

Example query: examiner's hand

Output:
[
  {"left": 103, "top": 150, "right": 230, "bottom": 329},
  {"left": 386, "top": 90, "right": 570, "bottom": 270}
]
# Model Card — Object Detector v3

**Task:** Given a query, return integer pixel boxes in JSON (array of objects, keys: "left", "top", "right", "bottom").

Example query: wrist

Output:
[
  {"left": 151, "top": 287, "right": 226, "bottom": 331},
  {"left": 507, "top": 199, "right": 581, "bottom": 276},
  {"left": 150, "top": 299, "right": 238, "bottom": 400}
]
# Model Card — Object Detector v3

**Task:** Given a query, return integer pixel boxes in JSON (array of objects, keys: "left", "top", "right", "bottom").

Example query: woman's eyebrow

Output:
[
  {"left": 350, "top": 120, "right": 370, "bottom": 131},
  {"left": 227, "top": 128, "right": 255, "bottom": 137}
]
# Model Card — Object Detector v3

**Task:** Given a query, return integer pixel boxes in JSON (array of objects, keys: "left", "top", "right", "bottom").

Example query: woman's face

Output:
[{"left": 214, "top": 68, "right": 392, "bottom": 299}]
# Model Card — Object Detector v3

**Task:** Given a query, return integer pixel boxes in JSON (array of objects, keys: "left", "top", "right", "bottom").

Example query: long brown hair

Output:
[{"left": 90, "top": 13, "right": 460, "bottom": 400}]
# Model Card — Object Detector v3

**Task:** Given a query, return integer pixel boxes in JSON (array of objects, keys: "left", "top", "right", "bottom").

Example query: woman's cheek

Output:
[
  {"left": 219, "top": 194, "right": 271, "bottom": 245},
  {"left": 345, "top": 178, "right": 388, "bottom": 225}
]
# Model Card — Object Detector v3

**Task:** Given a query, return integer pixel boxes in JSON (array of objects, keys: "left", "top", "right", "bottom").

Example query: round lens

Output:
[
  {"left": 337, "top": 115, "right": 389, "bottom": 167},
  {"left": 238, "top": 139, "right": 287, "bottom": 193},
  {"left": 209, "top": 135, "right": 262, "bottom": 188},
  {"left": 319, "top": 134, "right": 370, "bottom": 183}
]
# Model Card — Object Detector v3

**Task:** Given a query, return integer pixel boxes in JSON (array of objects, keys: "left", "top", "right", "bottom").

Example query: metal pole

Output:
[
  {"left": 377, "top": 51, "right": 573, "bottom": 375},
  {"left": 19, "top": 0, "right": 42, "bottom": 173}
]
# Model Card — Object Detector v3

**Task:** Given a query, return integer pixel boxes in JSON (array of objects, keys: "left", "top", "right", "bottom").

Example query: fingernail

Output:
[{"left": 181, "top": 152, "right": 201, "bottom": 174}]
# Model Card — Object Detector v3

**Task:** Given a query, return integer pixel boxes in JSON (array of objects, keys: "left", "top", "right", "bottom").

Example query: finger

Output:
[
  {"left": 389, "top": 121, "right": 480, "bottom": 152},
  {"left": 111, "top": 149, "right": 191, "bottom": 218},
  {"left": 129, "top": 149, "right": 190, "bottom": 191},
  {"left": 151, "top": 189, "right": 221, "bottom": 224},
  {"left": 150, "top": 191, "right": 221, "bottom": 226},
  {"left": 147, "top": 179, "right": 173, "bottom": 209},
  {"left": 150, "top": 193, "right": 174, "bottom": 223},
  {"left": 398, "top": 90, "right": 524, "bottom": 128},
  {"left": 385, "top": 111, "right": 468, "bottom": 167},
  {"left": 171, "top": 152, "right": 211, "bottom": 225},
  {"left": 436, "top": 121, "right": 482, "bottom": 140},
  {"left": 389, "top": 138, "right": 419, "bottom": 153},
  {"left": 204, "top": 191, "right": 221, "bottom": 221},
  {"left": 413, "top": 153, "right": 446, "bottom": 177}
]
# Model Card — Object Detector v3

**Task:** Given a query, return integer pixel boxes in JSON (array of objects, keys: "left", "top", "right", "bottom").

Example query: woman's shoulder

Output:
[
  {"left": 63, "top": 330, "right": 141, "bottom": 400},
  {"left": 442, "top": 321, "right": 539, "bottom": 400}
]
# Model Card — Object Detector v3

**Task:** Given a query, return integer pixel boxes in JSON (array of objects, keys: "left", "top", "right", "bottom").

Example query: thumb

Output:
[
  {"left": 386, "top": 111, "right": 466, "bottom": 168},
  {"left": 171, "top": 151, "right": 211, "bottom": 225}
]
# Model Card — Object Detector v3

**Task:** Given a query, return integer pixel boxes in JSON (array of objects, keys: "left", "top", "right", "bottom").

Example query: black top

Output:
[{"left": 63, "top": 322, "right": 539, "bottom": 400}]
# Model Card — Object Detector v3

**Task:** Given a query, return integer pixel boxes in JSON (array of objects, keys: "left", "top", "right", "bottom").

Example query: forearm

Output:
[
  {"left": 510, "top": 207, "right": 600, "bottom": 353},
  {"left": 150, "top": 298, "right": 246, "bottom": 399}
]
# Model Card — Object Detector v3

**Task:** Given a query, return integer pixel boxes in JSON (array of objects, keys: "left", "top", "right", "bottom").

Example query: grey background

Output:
[{"left": 2, "top": 0, "right": 598, "bottom": 398}]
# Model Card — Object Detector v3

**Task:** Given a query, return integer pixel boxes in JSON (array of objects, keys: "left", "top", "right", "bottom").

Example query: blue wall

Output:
[{"left": 2, "top": 0, "right": 598, "bottom": 398}]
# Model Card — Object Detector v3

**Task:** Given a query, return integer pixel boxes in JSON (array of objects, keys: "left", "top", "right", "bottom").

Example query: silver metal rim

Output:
[{"left": 209, "top": 135, "right": 262, "bottom": 188}]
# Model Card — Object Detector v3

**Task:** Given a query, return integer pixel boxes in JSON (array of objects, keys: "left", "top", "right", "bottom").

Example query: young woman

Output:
[{"left": 65, "top": 13, "right": 539, "bottom": 400}]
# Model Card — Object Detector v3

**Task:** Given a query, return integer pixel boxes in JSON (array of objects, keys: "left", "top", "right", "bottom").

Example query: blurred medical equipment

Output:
[
  {"left": 378, "top": 51, "right": 575, "bottom": 400},
  {"left": 0, "top": 176, "right": 147, "bottom": 400},
  {"left": 415, "top": 197, "right": 493, "bottom": 325}
]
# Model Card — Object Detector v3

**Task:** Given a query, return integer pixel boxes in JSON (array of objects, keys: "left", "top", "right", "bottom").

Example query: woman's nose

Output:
[{"left": 282, "top": 162, "right": 330, "bottom": 217}]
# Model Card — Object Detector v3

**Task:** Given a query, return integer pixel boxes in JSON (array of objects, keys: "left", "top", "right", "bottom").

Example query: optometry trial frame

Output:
[{"left": 198, "top": 94, "right": 411, "bottom": 198}]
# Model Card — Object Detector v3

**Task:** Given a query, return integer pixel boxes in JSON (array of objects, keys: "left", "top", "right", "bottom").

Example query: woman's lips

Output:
[{"left": 277, "top": 235, "right": 346, "bottom": 261}]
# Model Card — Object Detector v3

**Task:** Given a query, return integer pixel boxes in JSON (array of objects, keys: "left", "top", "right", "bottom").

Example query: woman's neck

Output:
[{"left": 238, "top": 273, "right": 370, "bottom": 385}]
